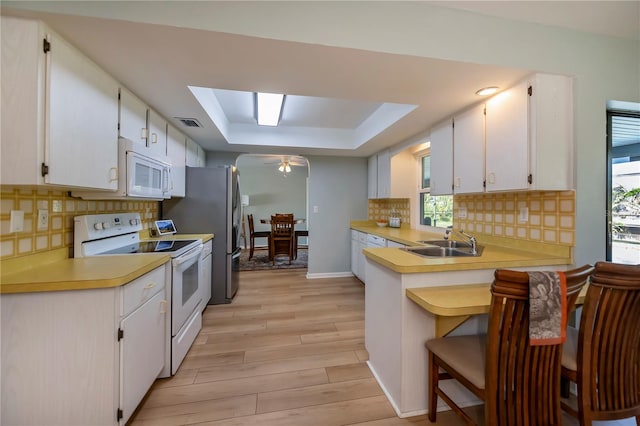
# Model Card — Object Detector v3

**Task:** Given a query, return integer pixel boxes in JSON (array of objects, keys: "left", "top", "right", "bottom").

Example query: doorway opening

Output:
[
  {"left": 607, "top": 109, "right": 640, "bottom": 264},
  {"left": 235, "top": 154, "right": 310, "bottom": 270}
]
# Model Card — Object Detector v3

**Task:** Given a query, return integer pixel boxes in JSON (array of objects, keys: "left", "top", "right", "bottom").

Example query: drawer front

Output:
[
  {"left": 358, "top": 232, "right": 368, "bottom": 243},
  {"left": 123, "top": 264, "right": 167, "bottom": 317}
]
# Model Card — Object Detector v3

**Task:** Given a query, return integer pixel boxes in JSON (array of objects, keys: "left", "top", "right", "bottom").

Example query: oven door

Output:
[{"left": 171, "top": 244, "right": 203, "bottom": 336}]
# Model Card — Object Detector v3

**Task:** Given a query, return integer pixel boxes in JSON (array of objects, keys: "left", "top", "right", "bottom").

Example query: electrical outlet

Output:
[
  {"left": 10, "top": 210, "right": 24, "bottom": 233},
  {"left": 37, "top": 209, "right": 49, "bottom": 231},
  {"left": 518, "top": 207, "right": 529, "bottom": 223},
  {"left": 52, "top": 200, "right": 62, "bottom": 213},
  {"left": 458, "top": 207, "right": 467, "bottom": 219}
]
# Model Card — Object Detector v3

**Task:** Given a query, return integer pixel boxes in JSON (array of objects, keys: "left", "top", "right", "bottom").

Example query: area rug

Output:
[{"left": 239, "top": 248, "right": 308, "bottom": 271}]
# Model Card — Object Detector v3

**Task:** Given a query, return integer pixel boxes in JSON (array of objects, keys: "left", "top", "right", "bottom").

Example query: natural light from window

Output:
[{"left": 418, "top": 153, "right": 453, "bottom": 229}]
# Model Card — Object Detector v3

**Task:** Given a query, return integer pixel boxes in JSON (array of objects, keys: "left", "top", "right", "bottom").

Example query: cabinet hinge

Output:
[
  {"left": 483, "top": 106, "right": 486, "bottom": 115},
  {"left": 117, "top": 328, "right": 124, "bottom": 341},
  {"left": 528, "top": 85, "right": 533, "bottom": 96},
  {"left": 41, "top": 163, "right": 49, "bottom": 177},
  {"left": 528, "top": 174, "right": 533, "bottom": 184},
  {"left": 116, "top": 408, "right": 123, "bottom": 421},
  {"left": 43, "top": 38, "right": 51, "bottom": 54}
]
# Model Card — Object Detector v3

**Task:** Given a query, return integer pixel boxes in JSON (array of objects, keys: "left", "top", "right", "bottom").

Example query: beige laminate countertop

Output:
[
  {"left": 351, "top": 222, "right": 572, "bottom": 273},
  {"left": 0, "top": 233, "right": 214, "bottom": 294}
]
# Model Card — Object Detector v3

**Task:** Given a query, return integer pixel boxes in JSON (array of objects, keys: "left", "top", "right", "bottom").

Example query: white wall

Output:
[
  {"left": 11, "top": 1, "right": 639, "bottom": 266},
  {"left": 306, "top": 155, "right": 369, "bottom": 275}
]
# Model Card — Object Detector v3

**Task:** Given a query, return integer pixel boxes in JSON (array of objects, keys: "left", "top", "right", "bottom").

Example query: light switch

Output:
[{"left": 10, "top": 210, "right": 24, "bottom": 232}]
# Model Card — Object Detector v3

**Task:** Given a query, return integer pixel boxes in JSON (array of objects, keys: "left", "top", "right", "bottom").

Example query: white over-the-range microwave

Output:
[{"left": 73, "top": 138, "right": 171, "bottom": 200}]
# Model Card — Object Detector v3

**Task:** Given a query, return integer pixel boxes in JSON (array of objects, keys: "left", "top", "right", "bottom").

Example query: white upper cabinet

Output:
[
  {"left": 429, "top": 119, "right": 454, "bottom": 196},
  {"left": 376, "top": 149, "right": 391, "bottom": 198},
  {"left": 367, "top": 155, "right": 378, "bottom": 199},
  {"left": 1, "top": 16, "right": 119, "bottom": 190},
  {"left": 368, "top": 149, "right": 415, "bottom": 199},
  {"left": 119, "top": 88, "right": 168, "bottom": 161},
  {"left": 147, "top": 109, "right": 168, "bottom": 160},
  {"left": 485, "top": 73, "right": 573, "bottom": 192},
  {"left": 186, "top": 138, "right": 205, "bottom": 167},
  {"left": 453, "top": 104, "right": 485, "bottom": 194},
  {"left": 167, "top": 124, "right": 186, "bottom": 197},
  {"left": 119, "top": 87, "right": 148, "bottom": 149}
]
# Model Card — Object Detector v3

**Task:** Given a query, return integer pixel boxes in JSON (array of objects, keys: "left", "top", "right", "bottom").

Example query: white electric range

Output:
[{"left": 74, "top": 213, "right": 204, "bottom": 376}]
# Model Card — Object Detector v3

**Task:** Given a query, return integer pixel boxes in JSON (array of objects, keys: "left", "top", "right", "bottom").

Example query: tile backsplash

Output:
[
  {"left": 0, "top": 186, "right": 159, "bottom": 259},
  {"left": 368, "top": 198, "right": 410, "bottom": 224},
  {"left": 454, "top": 191, "right": 575, "bottom": 246}
]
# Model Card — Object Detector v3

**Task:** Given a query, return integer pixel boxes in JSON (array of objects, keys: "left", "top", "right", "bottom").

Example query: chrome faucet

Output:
[{"left": 444, "top": 228, "right": 478, "bottom": 255}]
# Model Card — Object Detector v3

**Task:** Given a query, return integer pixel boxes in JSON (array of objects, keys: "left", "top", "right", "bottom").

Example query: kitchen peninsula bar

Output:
[{"left": 357, "top": 225, "right": 572, "bottom": 418}]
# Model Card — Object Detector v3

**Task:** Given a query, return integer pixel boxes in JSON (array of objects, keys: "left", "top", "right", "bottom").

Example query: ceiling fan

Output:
[{"left": 257, "top": 155, "right": 307, "bottom": 176}]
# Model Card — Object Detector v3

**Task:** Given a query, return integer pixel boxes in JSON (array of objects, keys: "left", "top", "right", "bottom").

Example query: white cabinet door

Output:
[
  {"left": 47, "top": 31, "right": 119, "bottom": 189},
  {"left": 377, "top": 149, "right": 391, "bottom": 198},
  {"left": 119, "top": 87, "right": 148, "bottom": 150},
  {"left": 485, "top": 80, "right": 530, "bottom": 192},
  {"left": 1, "top": 16, "right": 119, "bottom": 190},
  {"left": 429, "top": 119, "right": 454, "bottom": 195},
  {"left": 197, "top": 144, "right": 206, "bottom": 167},
  {"left": 167, "top": 124, "right": 186, "bottom": 197},
  {"left": 453, "top": 104, "right": 485, "bottom": 194},
  {"left": 148, "top": 109, "right": 168, "bottom": 160},
  {"left": 351, "top": 234, "right": 359, "bottom": 278},
  {"left": 186, "top": 138, "right": 200, "bottom": 167},
  {"left": 367, "top": 155, "right": 378, "bottom": 199},
  {"left": 357, "top": 232, "right": 367, "bottom": 282},
  {"left": 120, "top": 289, "right": 166, "bottom": 424}
]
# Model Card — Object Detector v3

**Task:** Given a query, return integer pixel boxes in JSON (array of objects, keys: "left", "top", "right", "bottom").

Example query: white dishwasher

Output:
[{"left": 367, "top": 234, "right": 387, "bottom": 248}]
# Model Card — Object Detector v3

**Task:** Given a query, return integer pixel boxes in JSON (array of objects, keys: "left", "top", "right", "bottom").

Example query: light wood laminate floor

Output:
[{"left": 128, "top": 270, "right": 595, "bottom": 426}]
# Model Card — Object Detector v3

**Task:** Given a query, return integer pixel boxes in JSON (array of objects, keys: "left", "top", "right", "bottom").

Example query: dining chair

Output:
[
  {"left": 560, "top": 261, "right": 640, "bottom": 426},
  {"left": 269, "top": 214, "right": 294, "bottom": 265},
  {"left": 426, "top": 265, "right": 593, "bottom": 426},
  {"left": 247, "top": 214, "right": 270, "bottom": 260},
  {"left": 294, "top": 229, "right": 308, "bottom": 259}
]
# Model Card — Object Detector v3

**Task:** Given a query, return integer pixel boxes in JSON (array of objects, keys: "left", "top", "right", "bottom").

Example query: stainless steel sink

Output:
[
  {"left": 402, "top": 245, "right": 483, "bottom": 257},
  {"left": 417, "top": 240, "right": 472, "bottom": 249}
]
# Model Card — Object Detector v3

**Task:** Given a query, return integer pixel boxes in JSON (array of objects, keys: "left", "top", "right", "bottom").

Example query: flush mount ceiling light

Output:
[
  {"left": 475, "top": 86, "right": 499, "bottom": 96},
  {"left": 255, "top": 92, "right": 285, "bottom": 126}
]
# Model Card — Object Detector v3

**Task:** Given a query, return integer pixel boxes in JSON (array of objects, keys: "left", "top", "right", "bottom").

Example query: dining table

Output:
[
  {"left": 406, "top": 282, "right": 589, "bottom": 338},
  {"left": 260, "top": 218, "right": 306, "bottom": 224}
]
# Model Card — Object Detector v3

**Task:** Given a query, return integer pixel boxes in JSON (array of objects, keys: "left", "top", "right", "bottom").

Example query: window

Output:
[{"left": 418, "top": 153, "right": 453, "bottom": 228}]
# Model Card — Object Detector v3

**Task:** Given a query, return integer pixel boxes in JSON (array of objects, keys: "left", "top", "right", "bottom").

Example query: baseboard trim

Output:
[{"left": 306, "top": 272, "right": 354, "bottom": 279}]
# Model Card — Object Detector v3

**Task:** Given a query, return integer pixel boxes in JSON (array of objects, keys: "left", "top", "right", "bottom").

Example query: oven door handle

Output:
[{"left": 172, "top": 244, "right": 204, "bottom": 267}]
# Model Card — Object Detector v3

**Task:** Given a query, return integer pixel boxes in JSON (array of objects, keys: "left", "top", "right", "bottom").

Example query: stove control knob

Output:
[
  {"left": 130, "top": 219, "right": 138, "bottom": 226},
  {"left": 93, "top": 222, "right": 103, "bottom": 230},
  {"left": 102, "top": 222, "right": 111, "bottom": 229}
]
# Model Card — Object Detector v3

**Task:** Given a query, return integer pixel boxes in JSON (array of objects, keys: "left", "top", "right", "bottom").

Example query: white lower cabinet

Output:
[
  {"left": 0, "top": 263, "right": 169, "bottom": 425},
  {"left": 199, "top": 240, "right": 213, "bottom": 311},
  {"left": 386, "top": 240, "right": 407, "bottom": 248},
  {"left": 351, "top": 230, "right": 360, "bottom": 278}
]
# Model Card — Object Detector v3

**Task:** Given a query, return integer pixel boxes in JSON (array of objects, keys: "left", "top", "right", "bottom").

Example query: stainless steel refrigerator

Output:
[{"left": 162, "top": 166, "right": 241, "bottom": 304}]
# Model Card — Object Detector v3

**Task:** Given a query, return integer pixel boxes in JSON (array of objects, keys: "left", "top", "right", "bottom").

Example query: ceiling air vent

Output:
[{"left": 175, "top": 117, "right": 202, "bottom": 128}]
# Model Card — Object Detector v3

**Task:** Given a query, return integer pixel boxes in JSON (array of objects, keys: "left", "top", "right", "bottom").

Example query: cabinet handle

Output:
[
  {"left": 454, "top": 177, "right": 461, "bottom": 188},
  {"left": 140, "top": 128, "right": 148, "bottom": 140},
  {"left": 160, "top": 300, "right": 167, "bottom": 314},
  {"left": 487, "top": 172, "right": 496, "bottom": 184},
  {"left": 109, "top": 167, "right": 118, "bottom": 182},
  {"left": 143, "top": 282, "right": 156, "bottom": 290},
  {"left": 150, "top": 133, "right": 158, "bottom": 144}
]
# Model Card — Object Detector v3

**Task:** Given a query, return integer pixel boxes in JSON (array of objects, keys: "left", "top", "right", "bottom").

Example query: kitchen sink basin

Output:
[
  {"left": 402, "top": 245, "right": 483, "bottom": 257},
  {"left": 417, "top": 240, "right": 472, "bottom": 249}
]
